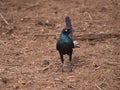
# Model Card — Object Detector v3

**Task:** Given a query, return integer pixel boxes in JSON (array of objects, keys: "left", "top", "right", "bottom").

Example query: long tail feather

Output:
[
  {"left": 65, "top": 16, "right": 72, "bottom": 29},
  {"left": 65, "top": 16, "right": 73, "bottom": 39}
]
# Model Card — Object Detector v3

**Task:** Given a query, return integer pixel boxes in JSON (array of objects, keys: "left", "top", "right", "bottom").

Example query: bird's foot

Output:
[{"left": 61, "top": 64, "right": 64, "bottom": 73}]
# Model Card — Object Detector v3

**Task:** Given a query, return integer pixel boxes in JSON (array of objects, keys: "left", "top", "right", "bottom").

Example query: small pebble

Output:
[{"left": 42, "top": 60, "right": 49, "bottom": 66}]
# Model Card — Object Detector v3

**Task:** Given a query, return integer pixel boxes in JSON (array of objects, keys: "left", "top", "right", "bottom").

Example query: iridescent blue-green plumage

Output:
[
  {"left": 56, "top": 28, "right": 74, "bottom": 72},
  {"left": 56, "top": 16, "right": 74, "bottom": 72},
  {"left": 57, "top": 29, "right": 74, "bottom": 55}
]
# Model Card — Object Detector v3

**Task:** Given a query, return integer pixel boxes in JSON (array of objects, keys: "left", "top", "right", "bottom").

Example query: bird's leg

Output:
[
  {"left": 69, "top": 54, "right": 72, "bottom": 72},
  {"left": 60, "top": 53, "right": 64, "bottom": 72},
  {"left": 61, "top": 62, "right": 64, "bottom": 72}
]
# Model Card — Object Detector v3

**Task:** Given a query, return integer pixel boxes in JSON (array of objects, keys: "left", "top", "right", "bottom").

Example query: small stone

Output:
[
  {"left": 94, "top": 64, "right": 99, "bottom": 68},
  {"left": 15, "top": 52, "right": 21, "bottom": 56},
  {"left": 42, "top": 60, "right": 49, "bottom": 66},
  {"left": 68, "top": 85, "right": 74, "bottom": 89},
  {"left": 18, "top": 78, "right": 26, "bottom": 85},
  {"left": 1, "top": 77, "right": 9, "bottom": 84},
  {"left": 15, "top": 86, "right": 19, "bottom": 89}
]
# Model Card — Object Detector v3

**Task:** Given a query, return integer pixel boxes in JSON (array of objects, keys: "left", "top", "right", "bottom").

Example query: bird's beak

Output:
[
  {"left": 68, "top": 29, "right": 72, "bottom": 33},
  {"left": 67, "top": 28, "right": 72, "bottom": 33}
]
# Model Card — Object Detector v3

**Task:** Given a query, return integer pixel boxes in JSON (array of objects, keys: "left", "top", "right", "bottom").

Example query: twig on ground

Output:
[
  {"left": 0, "top": 13, "right": 9, "bottom": 25},
  {"left": 42, "top": 64, "right": 52, "bottom": 71},
  {"left": 25, "top": 2, "right": 40, "bottom": 10},
  {"left": 95, "top": 83, "right": 102, "bottom": 90},
  {"left": 84, "top": 12, "right": 93, "bottom": 20},
  {"left": 74, "top": 33, "right": 120, "bottom": 41},
  {"left": 99, "top": 78, "right": 106, "bottom": 86}
]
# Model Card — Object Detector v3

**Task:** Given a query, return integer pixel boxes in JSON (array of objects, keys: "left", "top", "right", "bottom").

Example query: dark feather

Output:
[
  {"left": 56, "top": 17, "right": 74, "bottom": 72},
  {"left": 65, "top": 16, "right": 73, "bottom": 39},
  {"left": 65, "top": 16, "right": 72, "bottom": 29}
]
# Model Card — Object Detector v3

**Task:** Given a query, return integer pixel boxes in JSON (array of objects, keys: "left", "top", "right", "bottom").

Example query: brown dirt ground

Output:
[{"left": 0, "top": 0, "right": 120, "bottom": 90}]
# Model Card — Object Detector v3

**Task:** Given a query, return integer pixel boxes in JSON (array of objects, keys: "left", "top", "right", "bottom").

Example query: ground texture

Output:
[{"left": 0, "top": 0, "right": 120, "bottom": 90}]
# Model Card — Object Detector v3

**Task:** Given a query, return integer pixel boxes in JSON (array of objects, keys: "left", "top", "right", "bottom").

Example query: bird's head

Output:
[{"left": 62, "top": 28, "right": 72, "bottom": 35}]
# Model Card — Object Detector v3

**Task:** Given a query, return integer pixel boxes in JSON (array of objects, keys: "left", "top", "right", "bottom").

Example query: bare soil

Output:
[{"left": 0, "top": 0, "right": 120, "bottom": 90}]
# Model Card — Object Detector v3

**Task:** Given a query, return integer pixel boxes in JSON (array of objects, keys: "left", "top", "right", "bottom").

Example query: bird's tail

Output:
[
  {"left": 65, "top": 16, "right": 80, "bottom": 48},
  {"left": 65, "top": 16, "right": 72, "bottom": 29},
  {"left": 65, "top": 16, "right": 73, "bottom": 38}
]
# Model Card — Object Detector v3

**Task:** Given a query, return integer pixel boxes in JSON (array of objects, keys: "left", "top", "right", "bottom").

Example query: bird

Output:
[{"left": 56, "top": 16, "right": 74, "bottom": 72}]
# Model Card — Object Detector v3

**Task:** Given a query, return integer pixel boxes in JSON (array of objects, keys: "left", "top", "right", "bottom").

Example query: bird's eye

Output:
[{"left": 65, "top": 29, "right": 68, "bottom": 32}]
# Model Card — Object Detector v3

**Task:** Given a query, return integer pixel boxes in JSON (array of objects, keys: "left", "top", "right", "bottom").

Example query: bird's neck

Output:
[{"left": 60, "top": 33, "right": 70, "bottom": 41}]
